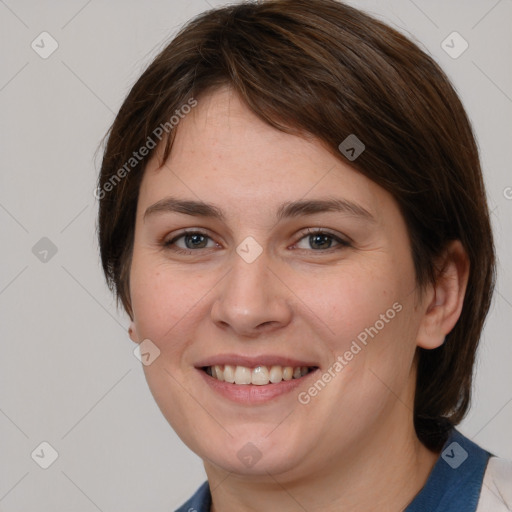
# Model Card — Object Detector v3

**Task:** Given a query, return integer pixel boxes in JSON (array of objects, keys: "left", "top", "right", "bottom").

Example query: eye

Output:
[
  {"left": 162, "top": 228, "right": 350, "bottom": 255},
  {"left": 163, "top": 230, "right": 218, "bottom": 253},
  {"left": 294, "top": 228, "right": 350, "bottom": 251}
]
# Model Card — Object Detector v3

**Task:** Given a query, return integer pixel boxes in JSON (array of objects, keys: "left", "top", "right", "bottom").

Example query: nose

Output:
[{"left": 210, "top": 249, "right": 293, "bottom": 338}]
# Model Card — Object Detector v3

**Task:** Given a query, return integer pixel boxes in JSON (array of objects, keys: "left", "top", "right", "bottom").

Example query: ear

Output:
[
  {"left": 416, "top": 240, "right": 470, "bottom": 350},
  {"left": 128, "top": 321, "right": 140, "bottom": 344}
]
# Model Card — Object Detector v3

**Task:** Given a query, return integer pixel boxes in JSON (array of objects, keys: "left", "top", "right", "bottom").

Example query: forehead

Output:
[{"left": 137, "top": 87, "right": 394, "bottom": 224}]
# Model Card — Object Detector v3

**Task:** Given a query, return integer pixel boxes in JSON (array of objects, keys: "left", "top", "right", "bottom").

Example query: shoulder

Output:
[{"left": 476, "top": 456, "right": 512, "bottom": 512}]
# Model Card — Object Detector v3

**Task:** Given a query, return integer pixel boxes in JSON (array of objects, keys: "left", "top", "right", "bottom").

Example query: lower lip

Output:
[{"left": 197, "top": 369, "right": 318, "bottom": 404}]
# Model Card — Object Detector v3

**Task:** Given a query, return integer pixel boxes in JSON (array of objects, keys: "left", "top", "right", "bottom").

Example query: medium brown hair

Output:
[{"left": 97, "top": 0, "right": 496, "bottom": 450}]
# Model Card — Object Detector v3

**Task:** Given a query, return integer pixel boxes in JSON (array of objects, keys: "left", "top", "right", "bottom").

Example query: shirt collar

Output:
[{"left": 405, "top": 429, "right": 491, "bottom": 512}]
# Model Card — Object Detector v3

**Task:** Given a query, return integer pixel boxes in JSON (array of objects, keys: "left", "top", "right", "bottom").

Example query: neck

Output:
[{"left": 205, "top": 409, "right": 440, "bottom": 512}]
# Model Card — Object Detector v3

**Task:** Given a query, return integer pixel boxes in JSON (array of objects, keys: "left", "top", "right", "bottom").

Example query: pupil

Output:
[
  {"left": 310, "top": 234, "right": 331, "bottom": 250},
  {"left": 186, "top": 234, "right": 207, "bottom": 249}
]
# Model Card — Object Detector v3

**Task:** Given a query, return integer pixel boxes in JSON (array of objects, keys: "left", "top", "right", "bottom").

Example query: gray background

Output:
[{"left": 0, "top": 0, "right": 511, "bottom": 510}]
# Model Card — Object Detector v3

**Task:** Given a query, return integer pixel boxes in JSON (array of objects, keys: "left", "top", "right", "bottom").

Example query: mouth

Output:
[
  {"left": 202, "top": 364, "right": 318, "bottom": 385},
  {"left": 195, "top": 355, "right": 320, "bottom": 404}
]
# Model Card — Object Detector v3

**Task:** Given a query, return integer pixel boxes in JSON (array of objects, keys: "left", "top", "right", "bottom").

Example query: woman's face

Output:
[{"left": 129, "top": 86, "right": 430, "bottom": 479}]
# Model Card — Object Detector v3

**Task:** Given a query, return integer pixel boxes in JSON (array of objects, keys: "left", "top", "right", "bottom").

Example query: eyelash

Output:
[{"left": 162, "top": 228, "right": 351, "bottom": 255}]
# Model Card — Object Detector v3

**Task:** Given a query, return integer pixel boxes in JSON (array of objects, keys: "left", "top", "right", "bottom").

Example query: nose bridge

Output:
[
  {"left": 211, "top": 246, "right": 291, "bottom": 335},
  {"left": 223, "top": 250, "right": 272, "bottom": 312}
]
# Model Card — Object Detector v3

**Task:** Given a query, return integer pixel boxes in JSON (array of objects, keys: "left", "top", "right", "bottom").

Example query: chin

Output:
[{"left": 193, "top": 429, "right": 311, "bottom": 477}]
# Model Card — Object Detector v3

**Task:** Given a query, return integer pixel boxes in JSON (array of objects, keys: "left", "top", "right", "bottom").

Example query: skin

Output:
[{"left": 128, "top": 86, "right": 470, "bottom": 511}]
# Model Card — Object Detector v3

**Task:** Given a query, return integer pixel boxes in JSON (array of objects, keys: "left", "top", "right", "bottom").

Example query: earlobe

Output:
[
  {"left": 128, "top": 321, "right": 140, "bottom": 343},
  {"left": 416, "top": 240, "right": 470, "bottom": 350}
]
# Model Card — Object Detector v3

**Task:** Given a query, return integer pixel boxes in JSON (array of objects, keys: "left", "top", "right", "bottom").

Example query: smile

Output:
[{"left": 203, "top": 364, "right": 317, "bottom": 385}]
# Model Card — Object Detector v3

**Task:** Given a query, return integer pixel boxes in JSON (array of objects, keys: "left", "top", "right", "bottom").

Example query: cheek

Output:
[
  {"left": 129, "top": 258, "right": 210, "bottom": 353},
  {"left": 296, "top": 261, "right": 419, "bottom": 398},
  {"left": 293, "top": 263, "right": 407, "bottom": 344}
]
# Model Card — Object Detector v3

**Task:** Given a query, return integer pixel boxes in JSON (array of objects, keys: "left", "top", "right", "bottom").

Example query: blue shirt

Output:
[{"left": 175, "top": 429, "right": 491, "bottom": 512}]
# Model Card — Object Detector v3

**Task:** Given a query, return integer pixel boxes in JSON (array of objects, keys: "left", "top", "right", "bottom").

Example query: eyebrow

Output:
[{"left": 143, "top": 196, "right": 376, "bottom": 223}]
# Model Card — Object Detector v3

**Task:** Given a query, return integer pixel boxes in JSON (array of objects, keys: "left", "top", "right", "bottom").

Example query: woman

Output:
[{"left": 97, "top": 0, "right": 511, "bottom": 510}]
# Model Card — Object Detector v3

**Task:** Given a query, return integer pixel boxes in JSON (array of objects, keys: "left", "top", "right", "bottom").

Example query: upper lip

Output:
[{"left": 195, "top": 354, "right": 319, "bottom": 369}]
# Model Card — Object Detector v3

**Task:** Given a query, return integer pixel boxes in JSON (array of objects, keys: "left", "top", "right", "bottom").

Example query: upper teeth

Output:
[{"left": 205, "top": 365, "right": 312, "bottom": 385}]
